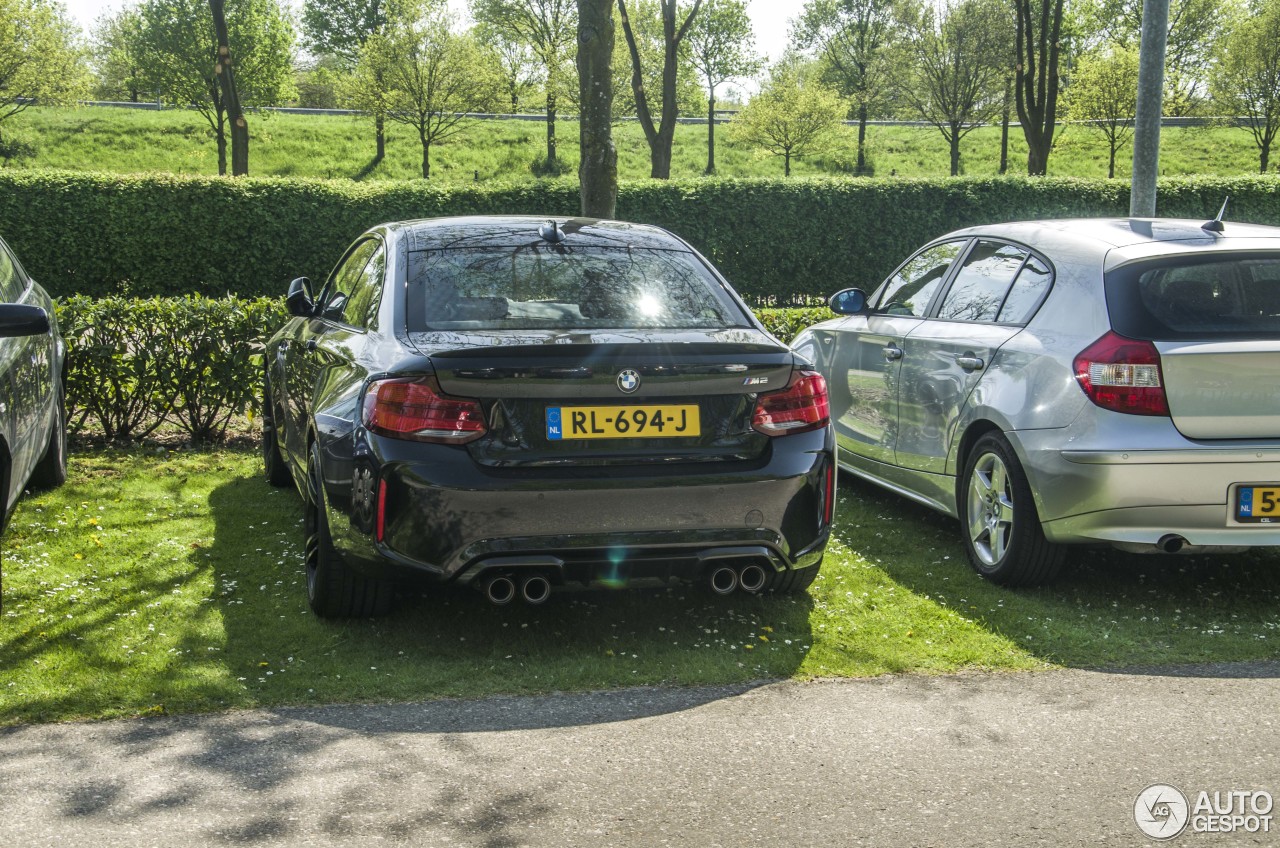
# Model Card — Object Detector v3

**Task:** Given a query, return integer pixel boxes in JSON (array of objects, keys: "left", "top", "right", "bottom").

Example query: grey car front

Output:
[{"left": 793, "top": 217, "right": 1280, "bottom": 585}]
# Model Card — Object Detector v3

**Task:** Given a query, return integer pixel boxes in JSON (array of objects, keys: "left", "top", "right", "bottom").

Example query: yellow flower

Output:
[
  {"left": 604, "top": 649, "right": 615, "bottom": 657},
  {"left": 759, "top": 635, "right": 769, "bottom": 642},
  {"left": 74, "top": 553, "right": 83, "bottom": 560},
  {"left": 744, "top": 644, "right": 754, "bottom": 650},
  {"left": 258, "top": 661, "right": 269, "bottom": 668},
  {"left": 762, "top": 626, "right": 774, "bottom": 633}
]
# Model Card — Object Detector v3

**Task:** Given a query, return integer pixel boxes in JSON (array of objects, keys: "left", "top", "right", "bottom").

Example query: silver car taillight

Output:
[{"left": 1073, "top": 331, "right": 1170, "bottom": 416}]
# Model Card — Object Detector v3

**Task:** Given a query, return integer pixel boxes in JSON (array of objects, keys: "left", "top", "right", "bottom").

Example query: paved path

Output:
[{"left": 1, "top": 663, "right": 1277, "bottom": 847}]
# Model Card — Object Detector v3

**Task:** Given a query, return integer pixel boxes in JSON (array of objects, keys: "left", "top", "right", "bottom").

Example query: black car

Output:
[
  {"left": 0, "top": 235, "right": 66, "bottom": 526},
  {"left": 264, "top": 216, "right": 835, "bottom": 618}
]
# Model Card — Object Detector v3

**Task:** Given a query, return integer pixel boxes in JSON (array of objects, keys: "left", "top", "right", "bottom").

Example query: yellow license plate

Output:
[
  {"left": 1236, "top": 485, "right": 1280, "bottom": 523},
  {"left": 546, "top": 405, "right": 700, "bottom": 440}
]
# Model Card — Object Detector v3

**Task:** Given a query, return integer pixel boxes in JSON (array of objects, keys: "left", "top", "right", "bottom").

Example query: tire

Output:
[
  {"left": 304, "top": 442, "right": 394, "bottom": 618},
  {"left": 262, "top": 375, "right": 293, "bottom": 488},
  {"left": 768, "top": 560, "right": 822, "bottom": 595},
  {"left": 29, "top": 379, "right": 67, "bottom": 491},
  {"left": 960, "top": 433, "right": 1064, "bottom": 587}
]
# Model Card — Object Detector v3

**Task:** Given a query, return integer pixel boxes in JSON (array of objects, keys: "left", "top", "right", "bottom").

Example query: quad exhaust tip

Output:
[
  {"left": 738, "top": 563, "right": 768, "bottom": 593},
  {"left": 520, "top": 574, "right": 552, "bottom": 605},
  {"left": 483, "top": 575, "right": 517, "bottom": 605},
  {"left": 709, "top": 565, "right": 739, "bottom": 595}
]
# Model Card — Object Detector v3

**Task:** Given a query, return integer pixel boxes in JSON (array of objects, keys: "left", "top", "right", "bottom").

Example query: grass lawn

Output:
[
  {"left": 2, "top": 446, "right": 1278, "bottom": 726},
  {"left": 10, "top": 105, "right": 1272, "bottom": 182}
]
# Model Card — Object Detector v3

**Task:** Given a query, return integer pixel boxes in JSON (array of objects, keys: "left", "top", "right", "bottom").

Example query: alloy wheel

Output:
[{"left": 967, "top": 450, "right": 1015, "bottom": 567}]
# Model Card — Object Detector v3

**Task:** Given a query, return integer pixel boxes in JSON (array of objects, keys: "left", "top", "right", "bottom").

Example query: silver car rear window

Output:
[
  {"left": 405, "top": 245, "right": 749, "bottom": 331},
  {"left": 1106, "top": 254, "right": 1280, "bottom": 340}
]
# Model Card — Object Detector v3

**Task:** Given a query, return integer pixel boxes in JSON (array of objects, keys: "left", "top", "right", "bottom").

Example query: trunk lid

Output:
[{"left": 408, "top": 329, "right": 794, "bottom": 467}]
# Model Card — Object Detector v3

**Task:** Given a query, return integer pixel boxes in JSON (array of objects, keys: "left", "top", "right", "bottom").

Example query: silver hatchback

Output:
[{"left": 793, "top": 216, "right": 1280, "bottom": 585}]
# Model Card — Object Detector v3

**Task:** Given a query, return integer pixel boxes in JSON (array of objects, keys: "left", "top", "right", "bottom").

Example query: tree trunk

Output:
[
  {"left": 1262, "top": 144, "right": 1270, "bottom": 175},
  {"left": 578, "top": 0, "right": 618, "bottom": 217},
  {"left": 216, "top": 115, "right": 228, "bottom": 176},
  {"left": 210, "top": 0, "right": 248, "bottom": 176},
  {"left": 376, "top": 113, "right": 386, "bottom": 161},
  {"left": 705, "top": 84, "right": 716, "bottom": 175},
  {"left": 420, "top": 129, "right": 431, "bottom": 179},
  {"left": 856, "top": 102, "right": 868, "bottom": 175},
  {"left": 949, "top": 126, "right": 961, "bottom": 176},
  {"left": 1026, "top": 140, "right": 1048, "bottom": 176},
  {"left": 1108, "top": 141, "right": 1117, "bottom": 179},
  {"left": 546, "top": 90, "right": 558, "bottom": 169},
  {"left": 784, "top": 149, "right": 791, "bottom": 177},
  {"left": 999, "top": 81, "right": 1010, "bottom": 175}
]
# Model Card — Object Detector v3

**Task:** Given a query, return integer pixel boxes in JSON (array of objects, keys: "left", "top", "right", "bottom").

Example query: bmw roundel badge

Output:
[{"left": 617, "top": 369, "right": 641, "bottom": 394}]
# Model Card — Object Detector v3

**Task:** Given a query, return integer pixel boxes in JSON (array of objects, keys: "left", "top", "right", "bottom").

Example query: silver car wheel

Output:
[{"left": 967, "top": 450, "right": 1015, "bottom": 567}]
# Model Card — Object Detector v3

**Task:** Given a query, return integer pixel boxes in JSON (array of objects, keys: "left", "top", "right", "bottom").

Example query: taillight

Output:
[
  {"left": 362, "top": 376, "right": 487, "bottom": 443},
  {"left": 823, "top": 462, "right": 836, "bottom": 525},
  {"left": 1073, "top": 331, "right": 1169, "bottom": 416},
  {"left": 752, "top": 371, "right": 830, "bottom": 436}
]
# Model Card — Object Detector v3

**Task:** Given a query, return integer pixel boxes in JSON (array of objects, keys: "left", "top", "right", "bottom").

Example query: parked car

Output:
[
  {"left": 0, "top": 235, "right": 66, "bottom": 533},
  {"left": 792, "top": 216, "right": 1280, "bottom": 586},
  {"left": 264, "top": 216, "right": 835, "bottom": 618}
]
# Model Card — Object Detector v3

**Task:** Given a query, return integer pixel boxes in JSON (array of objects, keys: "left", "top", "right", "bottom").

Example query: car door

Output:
[
  {"left": 281, "top": 237, "right": 381, "bottom": 465},
  {"left": 896, "top": 241, "right": 1051, "bottom": 474},
  {"left": 0, "top": 242, "right": 51, "bottom": 499},
  {"left": 827, "top": 241, "right": 967, "bottom": 466}
]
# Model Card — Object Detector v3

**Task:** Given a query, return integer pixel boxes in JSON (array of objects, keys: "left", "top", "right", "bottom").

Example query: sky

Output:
[{"left": 60, "top": 0, "right": 799, "bottom": 69}]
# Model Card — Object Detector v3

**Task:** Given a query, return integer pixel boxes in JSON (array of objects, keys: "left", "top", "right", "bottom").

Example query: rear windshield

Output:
[
  {"left": 405, "top": 245, "right": 750, "bottom": 331},
  {"left": 1106, "top": 253, "right": 1280, "bottom": 340}
]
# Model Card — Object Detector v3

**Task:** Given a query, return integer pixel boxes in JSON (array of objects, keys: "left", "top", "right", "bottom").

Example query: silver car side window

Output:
[
  {"left": 874, "top": 241, "right": 966, "bottom": 317},
  {"left": 997, "top": 256, "right": 1053, "bottom": 324},
  {"left": 937, "top": 241, "right": 1028, "bottom": 323}
]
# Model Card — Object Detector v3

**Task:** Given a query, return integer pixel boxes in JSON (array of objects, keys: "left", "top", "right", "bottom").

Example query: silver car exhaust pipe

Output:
[
  {"left": 737, "top": 563, "right": 768, "bottom": 593},
  {"left": 520, "top": 574, "right": 552, "bottom": 605},
  {"left": 708, "top": 565, "right": 739, "bottom": 595},
  {"left": 483, "top": 575, "right": 517, "bottom": 605},
  {"left": 1158, "top": 534, "right": 1187, "bottom": 554}
]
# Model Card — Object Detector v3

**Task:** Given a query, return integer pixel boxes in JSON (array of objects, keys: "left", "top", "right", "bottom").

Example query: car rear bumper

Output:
[
  {"left": 1018, "top": 435, "right": 1280, "bottom": 548},
  {"left": 326, "top": 429, "right": 834, "bottom": 587}
]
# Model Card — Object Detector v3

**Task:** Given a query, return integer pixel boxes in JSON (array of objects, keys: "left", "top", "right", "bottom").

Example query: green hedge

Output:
[
  {"left": 57, "top": 295, "right": 287, "bottom": 443},
  {"left": 7, "top": 172, "right": 1280, "bottom": 302},
  {"left": 52, "top": 297, "right": 822, "bottom": 444}
]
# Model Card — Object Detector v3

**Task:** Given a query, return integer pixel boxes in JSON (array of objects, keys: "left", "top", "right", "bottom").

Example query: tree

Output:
[
  {"left": 0, "top": 0, "right": 88, "bottom": 146},
  {"left": 350, "top": 4, "right": 500, "bottom": 178},
  {"left": 730, "top": 58, "right": 846, "bottom": 176},
  {"left": 607, "top": 0, "right": 702, "bottom": 122},
  {"left": 1211, "top": 1, "right": 1280, "bottom": 174},
  {"left": 210, "top": 0, "right": 249, "bottom": 176},
  {"left": 684, "top": 0, "right": 760, "bottom": 174},
  {"left": 1014, "top": 0, "right": 1066, "bottom": 175},
  {"left": 478, "top": 26, "right": 542, "bottom": 112},
  {"left": 301, "top": 0, "right": 392, "bottom": 158},
  {"left": 1082, "top": 0, "right": 1232, "bottom": 116},
  {"left": 795, "top": 0, "right": 902, "bottom": 176},
  {"left": 577, "top": 0, "right": 617, "bottom": 215},
  {"left": 891, "top": 0, "right": 1010, "bottom": 176},
  {"left": 90, "top": 7, "right": 147, "bottom": 102},
  {"left": 472, "top": 0, "right": 577, "bottom": 172},
  {"left": 134, "top": 0, "right": 295, "bottom": 175},
  {"left": 1068, "top": 46, "right": 1138, "bottom": 178},
  {"left": 617, "top": 0, "right": 704, "bottom": 178}
]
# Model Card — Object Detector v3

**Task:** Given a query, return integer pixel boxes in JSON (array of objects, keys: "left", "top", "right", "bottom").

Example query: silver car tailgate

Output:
[{"left": 1158, "top": 340, "right": 1280, "bottom": 439}]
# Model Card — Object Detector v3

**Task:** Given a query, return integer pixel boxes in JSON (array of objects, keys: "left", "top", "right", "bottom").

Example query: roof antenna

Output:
[
  {"left": 1202, "top": 196, "right": 1229, "bottom": 233},
  {"left": 539, "top": 220, "right": 566, "bottom": 244}
]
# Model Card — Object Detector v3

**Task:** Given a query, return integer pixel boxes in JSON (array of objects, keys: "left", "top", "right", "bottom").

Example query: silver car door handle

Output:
[
  {"left": 882, "top": 344, "right": 903, "bottom": 361},
  {"left": 956, "top": 354, "right": 985, "bottom": 372}
]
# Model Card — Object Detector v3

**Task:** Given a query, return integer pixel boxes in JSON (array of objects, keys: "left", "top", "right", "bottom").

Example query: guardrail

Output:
[{"left": 74, "top": 101, "right": 1252, "bottom": 128}]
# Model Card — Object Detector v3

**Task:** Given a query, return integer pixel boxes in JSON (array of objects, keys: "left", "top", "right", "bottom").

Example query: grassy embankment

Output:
[{"left": 10, "top": 105, "right": 1271, "bottom": 182}]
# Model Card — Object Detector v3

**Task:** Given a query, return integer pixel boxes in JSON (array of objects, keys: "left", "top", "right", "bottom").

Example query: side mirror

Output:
[
  {"left": 286, "top": 277, "right": 314, "bottom": 317},
  {"left": 828, "top": 288, "right": 868, "bottom": 316},
  {"left": 0, "top": 304, "right": 50, "bottom": 338}
]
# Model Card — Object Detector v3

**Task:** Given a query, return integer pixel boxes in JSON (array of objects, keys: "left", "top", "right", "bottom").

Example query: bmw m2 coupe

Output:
[{"left": 264, "top": 216, "right": 834, "bottom": 617}]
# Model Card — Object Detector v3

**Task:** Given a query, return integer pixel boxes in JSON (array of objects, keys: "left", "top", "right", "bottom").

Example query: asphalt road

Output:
[{"left": 1, "top": 663, "right": 1277, "bottom": 847}]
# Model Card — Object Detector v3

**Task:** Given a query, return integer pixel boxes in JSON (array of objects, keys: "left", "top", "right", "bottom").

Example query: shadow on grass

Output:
[
  {"left": 206, "top": 472, "right": 815, "bottom": 719},
  {"left": 351, "top": 155, "right": 383, "bottom": 181},
  {"left": 834, "top": 472, "right": 1280, "bottom": 676}
]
